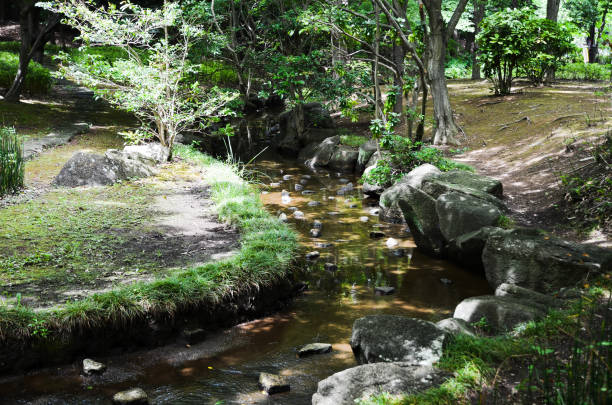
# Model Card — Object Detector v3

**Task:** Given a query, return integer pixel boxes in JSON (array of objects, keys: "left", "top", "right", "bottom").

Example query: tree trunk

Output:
[
  {"left": 546, "top": 0, "right": 561, "bottom": 22},
  {"left": 392, "top": 42, "right": 405, "bottom": 120},
  {"left": 587, "top": 24, "right": 598, "bottom": 63},
  {"left": 426, "top": 2, "right": 460, "bottom": 145},
  {"left": 471, "top": 0, "right": 485, "bottom": 80}
]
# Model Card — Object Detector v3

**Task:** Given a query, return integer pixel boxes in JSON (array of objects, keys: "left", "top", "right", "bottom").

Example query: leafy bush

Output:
[
  {"left": 197, "top": 60, "right": 239, "bottom": 87},
  {"left": 445, "top": 57, "right": 471, "bottom": 79},
  {"left": 0, "top": 127, "right": 25, "bottom": 196},
  {"left": 362, "top": 134, "right": 473, "bottom": 187},
  {"left": 340, "top": 134, "right": 367, "bottom": 147},
  {"left": 0, "top": 51, "right": 52, "bottom": 95},
  {"left": 68, "top": 45, "right": 132, "bottom": 65},
  {"left": 557, "top": 63, "right": 612, "bottom": 81}
]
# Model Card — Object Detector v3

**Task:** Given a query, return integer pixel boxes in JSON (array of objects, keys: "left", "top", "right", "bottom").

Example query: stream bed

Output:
[{"left": 0, "top": 152, "right": 491, "bottom": 405}]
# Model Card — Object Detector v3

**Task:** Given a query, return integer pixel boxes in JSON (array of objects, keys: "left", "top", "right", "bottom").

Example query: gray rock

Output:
[
  {"left": 374, "top": 286, "right": 395, "bottom": 295},
  {"left": 446, "top": 227, "right": 496, "bottom": 273},
  {"left": 83, "top": 358, "right": 106, "bottom": 375},
  {"left": 306, "top": 251, "right": 320, "bottom": 260},
  {"left": 122, "top": 143, "right": 169, "bottom": 164},
  {"left": 312, "top": 363, "right": 448, "bottom": 405},
  {"left": 301, "top": 136, "right": 341, "bottom": 168},
  {"left": 53, "top": 152, "right": 123, "bottom": 187},
  {"left": 422, "top": 178, "right": 505, "bottom": 208},
  {"left": 339, "top": 178, "right": 349, "bottom": 183},
  {"left": 350, "top": 315, "right": 447, "bottom": 365},
  {"left": 453, "top": 295, "right": 547, "bottom": 334},
  {"left": 362, "top": 165, "right": 384, "bottom": 197},
  {"left": 270, "top": 182, "right": 281, "bottom": 187},
  {"left": 482, "top": 228, "right": 612, "bottom": 293},
  {"left": 283, "top": 174, "right": 293, "bottom": 180},
  {"left": 435, "top": 170, "right": 503, "bottom": 198},
  {"left": 328, "top": 145, "right": 359, "bottom": 172},
  {"left": 356, "top": 140, "right": 378, "bottom": 173},
  {"left": 112, "top": 388, "right": 148, "bottom": 405},
  {"left": 315, "top": 242, "right": 333, "bottom": 248},
  {"left": 436, "top": 191, "right": 503, "bottom": 241},
  {"left": 359, "top": 216, "right": 369, "bottom": 222},
  {"left": 302, "top": 190, "right": 315, "bottom": 195},
  {"left": 439, "top": 278, "right": 452, "bottom": 285},
  {"left": 369, "top": 208, "right": 381, "bottom": 216},
  {"left": 279, "top": 213, "right": 288, "bottom": 222},
  {"left": 436, "top": 318, "right": 476, "bottom": 337},
  {"left": 308, "top": 201, "right": 321, "bottom": 207},
  {"left": 259, "top": 372, "right": 290, "bottom": 394},
  {"left": 293, "top": 210, "right": 305, "bottom": 219},
  {"left": 397, "top": 186, "right": 445, "bottom": 255},
  {"left": 298, "top": 343, "right": 332, "bottom": 357},
  {"left": 105, "top": 149, "right": 157, "bottom": 179},
  {"left": 313, "top": 220, "right": 323, "bottom": 229},
  {"left": 295, "top": 184, "right": 304, "bottom": 191},
  {"left": 495, "top": 283, "right": 562, "bottom": 309}
]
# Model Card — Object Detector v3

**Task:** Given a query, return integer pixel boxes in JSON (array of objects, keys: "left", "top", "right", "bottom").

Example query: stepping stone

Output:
[
  {"left": 112, "top": 388, "right": 148, "bottom": 405},
  {"left": 83, "top": 358, "right": 106, "bottom": 375},
  {"left": 298, "top": 343, "right": 333, "bottom": 357},
  {"left": 324, "top": 263, "right": 338, "bottom": 271},
  {"left": 259, "top": 372, "right": 290, "bottom": 394},
  {"left": 310, "top": 229, "right": 322, "bottom": 238},
  {"left": 375, "top": 286, "right": 395, "bottom": 295},
  {"left": 306, "top": 251, "right": 320, "bottom": 260},
  {"left": 370, "top": 231, "right": 385, "bottom": 239},
  {"left": 302, "top": 175, "right": 312, "bottom": 179}
]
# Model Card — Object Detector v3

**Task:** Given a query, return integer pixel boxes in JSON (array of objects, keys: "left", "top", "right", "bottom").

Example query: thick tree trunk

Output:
[
  {"left": 546, "top": 0, "right": 561, "bottom": 22},
  {"left": 587, "top": 24, "right": 598, "bottom": 63},
  {"left": 392, "top": 43, "right": 405, "bottom": 119},
  {"left": 471, "top": 0, "right": 485, "bottom": 80},
  {"left": 426, "top": 3, "right": 460, "bottom": 145}
]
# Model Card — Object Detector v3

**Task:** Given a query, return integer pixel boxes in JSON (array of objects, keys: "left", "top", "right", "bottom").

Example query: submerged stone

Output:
[
  {"left": 112, "top": 388, "right": 148, "bottom": 405},
  {"left": 259, "top": 372, "right": 290, "bottom": 394},
  {"left": 298, "top": 343, "right": 333, "bottom": 357}
]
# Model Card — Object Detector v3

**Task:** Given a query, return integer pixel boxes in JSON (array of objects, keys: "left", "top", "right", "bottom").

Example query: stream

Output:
[{"left": 0, "top": 117, "right": 491, "bottom": 403}]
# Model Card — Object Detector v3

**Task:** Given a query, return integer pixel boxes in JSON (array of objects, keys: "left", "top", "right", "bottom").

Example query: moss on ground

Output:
[{"left": 0, "top": 144, "right": 297, "bottom": 342}]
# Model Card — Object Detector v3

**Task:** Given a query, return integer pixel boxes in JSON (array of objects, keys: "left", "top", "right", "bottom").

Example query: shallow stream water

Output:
[{"left": 0, "top": 150, "right": 491, "bottom": 404}]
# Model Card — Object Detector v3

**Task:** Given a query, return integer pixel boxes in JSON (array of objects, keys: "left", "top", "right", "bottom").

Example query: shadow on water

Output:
[{"left": 0, "top": 117, "right": 491, "bottom": 405}]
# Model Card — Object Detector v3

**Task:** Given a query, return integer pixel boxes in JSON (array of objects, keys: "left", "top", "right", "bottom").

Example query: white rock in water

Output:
[
  {"left": 386, "top": 238, "right": 399, "bottom": 248},
  {"left": 279, "top": 213, "right": 288, "bottom": 222},
  {"left": 83, "top": 358, "right": 106, "bottom": 375},
  {"left": 283, "top": 174, "right": 293, "bottom": 180},
  {"left": 359, "top": 216, "right": 369, "bottom": 222},
  {"left": 112, "top": 388, "right": 148, "bottom": 404},
  {"left": 293, "top": 211, "right": 305, "bottom": 219},
  {"left": 259, "top": 372, "right": 290, "bottom": 394}
]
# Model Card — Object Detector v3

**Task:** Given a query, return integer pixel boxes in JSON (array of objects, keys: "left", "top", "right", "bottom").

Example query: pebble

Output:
[
  {"left": 302, "top": 175, "right": 312, "bottom": 179},
  {"left": 261, "top": 191, "right": 269, "bottom": 194},
  {"left": 310, "top": 228, "right": 322, "bottom": 238},
  {"left": 315, "top": 242, "right": 333, "bottom": 248},
  {"left": 300, "top": 179, "right": 308, "bottom": 185},
  {"left": 440, "top": 278, "right": 453, "bottom": 285},
  {"left": 375, "top": 286, "right": 395, "bottom": 295},
  {"left": 385, "top": 238, "right": 399, "bottom": 248},
  {"left": 370, "top": 231, "right": 385, "bottom": 239},
  {"left": 336, "top": 189, "right": 346, "bottom": 196},
  {"left": 83, "top": 358, "right": 106, "bottom": 376},
  {"left": 313, "top": 220, "right": 323, "bottom": 229},
  {"left": 328, "top": 211, "right": 340, "bottom": 216},
  {"left": 294, "top": 184, "right": 304, "bottom": 191},
  {"left": 259, "top": 372, "right": 290, "bottom": 395},
  {"left": 305, "top": 251, "right": 320, "bottom": 260},
  {"left": 369, "top": 208, "right": 381, "bottom": 216},
  {"left": 302, "top": 190, "right": 315, "bottom": 195},
  {"left": 270, "top": 182, "right": 281, "bottom": 187},
  {"left": 288, "top": 206, "right": 298, "bottom": 212},
  {"left": 339, "top": 178, "right": 349, "bottom": 183},
  {"left": 293, "top": 211, "right": 305, "bottom": 219},
  {"left": 298, "top": 343, "right": 332, "bottom": 357},
  {"left": 327, "top": 196, "right": 335, "bottom": 200},
  {"left": 279, "top": 213, "right": 288, "bottom": 222},
  {"left": 282, "top": 174, "right": 293, "bottom": 180},
  {"left": 307, "top": 201, "right": 321, "bottom": 207},
  {"left": 359, "top": 216, "right": 369, "bottom": 222},
  {"left": 390, "top": 248, "right": 405, "bottom": 257},
  {"left": 112, "top": 388, "right": 148, "bottom": 405}
]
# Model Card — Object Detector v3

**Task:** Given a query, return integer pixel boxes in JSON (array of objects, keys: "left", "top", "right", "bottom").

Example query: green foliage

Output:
[
  {"left": 557, "top": 63, "right": 612, "bottom": 81},
  {"left": 340, "top": 134, "right": 367, "bottom": 147},
  {"left": 0, "top": 51, "right": 52, "bottom": 95},
  {"left": 497, "top": 214, "right": 515, "bottom": 229},
  {"left": 478, "top": 8, "right": 574, "bottom": 94},
  {"left": 0, "top": 127, "right": 24, "bottom": 196},
  {"left": 362, "top": 134, "right": 473, "bottom": 187},
  {"left": 445, "top": 57, "right": 471, "bottom": 79},
  {"left": 196, "top": 60, "right": 239, "bottom": 87}
]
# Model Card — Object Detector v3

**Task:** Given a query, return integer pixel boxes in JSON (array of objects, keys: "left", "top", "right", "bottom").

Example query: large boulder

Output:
[
  {"left": 105, "top": 149, "right": 157, "bottom": 179},
  {"left": 397, "top": 186, "right": 445, "bottom": 255},
  {"left": 482, "top": 228, "right": 612, "bottom": 293},
  {"left": 277, "top": 103, "right": 336, "bottom": 154},
  {"left": 300, "top": 136, "right": 340, "bottom": 168},
  {"left": 312, "top": 363, "right": 448, "bottom": 405},
  {"left": 436, "top": 191, "right": 503, "bottom": 241},
  {"left": 453, "top": 295, "right": 547, "bottom": 334},
  {"left": 494, "top": 283, "right": 562, "bottom": 309},
  {"left": 436, "top": 318, "right": 477, "bottom": 337},
  {"left": 53, "top": 152, "right": 124, "bottom": 187},
  {"left": 350, "top": 315, "right": 447, "bottom": 365},
  {"left": 431, "top": 170, "right": 503, "bottom": 198},
  {"left": 356, "top": 139, "right": 378, "bottom": 173},
  {"left": 378, "top": 164, "right": 442, "bottom": 223},
  {"left": 122, "top": 143, "right": 170, "bottom": 164},
  {"left": 328, "top": 145, "right": 359, "bottom": 172},
  {"left": 445, "top": 227, "right": 496, "bottom": 273}
]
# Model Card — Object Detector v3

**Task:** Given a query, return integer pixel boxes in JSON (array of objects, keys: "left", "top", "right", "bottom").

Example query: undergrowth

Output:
[
  {"left": 0, "top": 126, "right": 24, "bottom": 196},
  {"left": 0, "top": 51, "right": 53, "bottom": 95},
  {"left": 0, "top": 144, "right": 297, "bottom": 342}
]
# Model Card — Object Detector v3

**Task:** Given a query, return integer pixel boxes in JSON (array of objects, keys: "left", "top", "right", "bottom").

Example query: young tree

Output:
[
  {"left": 3, "top": 1, "right": 60, "bottom": 102},
  {"left": 565, "top": 0, "right": 610, "bottom": 63},
  {"left": 38, "top": 0, "right": 239, "bottom": 153}
]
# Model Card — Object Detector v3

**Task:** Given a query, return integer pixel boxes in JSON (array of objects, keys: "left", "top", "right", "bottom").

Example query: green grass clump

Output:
[
  {"left": 557, "top": 63, "right": 611, "bottom": 81},
  {"left": 0, "top": 145, "right": 297, "bottom": 342},
  {"left": 340, "top": 134, "right": 368, "bottom": 147},
  {"left": 0, "top": 51, "right": 53, "bottom": 95},
  {"left": 0, "top": 126, "right": 24, "bottom": 196}
]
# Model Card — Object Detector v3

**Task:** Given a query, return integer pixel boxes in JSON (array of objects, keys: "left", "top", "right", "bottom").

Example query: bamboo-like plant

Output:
[{"left": 0, "top": 127, "right": 25, "bottom": 196}]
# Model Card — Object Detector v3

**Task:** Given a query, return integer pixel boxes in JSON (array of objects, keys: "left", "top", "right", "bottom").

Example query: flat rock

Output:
[
  {"left": 83, "top": 358, "right": 106, "bottom": 375},
  {"left": 112, "top": 388, "right": 148, "bottom": 405},
  {"left": 298, "top": 343, "right": 333, "bottom": 357},
  {"left": 436, "top": 318, "right": 476, "bottom": 337},
  {"left": 312, "top": 363, "right": 447, "bottom": 405},
  {"left": 350, "top": 315, "right": 447, "bottom": 365},
  {"left": 259, "top": 372, "right": 290, "bottom": 394}
]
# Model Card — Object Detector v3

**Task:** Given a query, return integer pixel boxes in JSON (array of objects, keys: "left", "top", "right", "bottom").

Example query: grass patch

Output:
[
  {"left": 0, "top": 51, "right": 53, "bottom": 95},
  {"left": 0, "top": 144, "right": 297, "bottom": 342},
  {"left": 340, "top": 134, "right": 368, "bottom": 147}
]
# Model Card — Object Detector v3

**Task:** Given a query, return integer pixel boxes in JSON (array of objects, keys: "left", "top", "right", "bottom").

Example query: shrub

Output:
[
  {"left": 362, "top": 134, "right": 473, "bottom": 187},
  {"left": 445, "top": 57, "right": 471, "bottom": 79},
  {"left": 0, "top": 51, "right": 52, "bottom": 95},
  {"left": 196, "top": 60, "right": 239, "bottom": 87},
  {"left": 557, "top": 62, "right": 612, "bottom": 81},
  {"left": 0, "top": 127, "right": 25, "bottom": 196}
]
